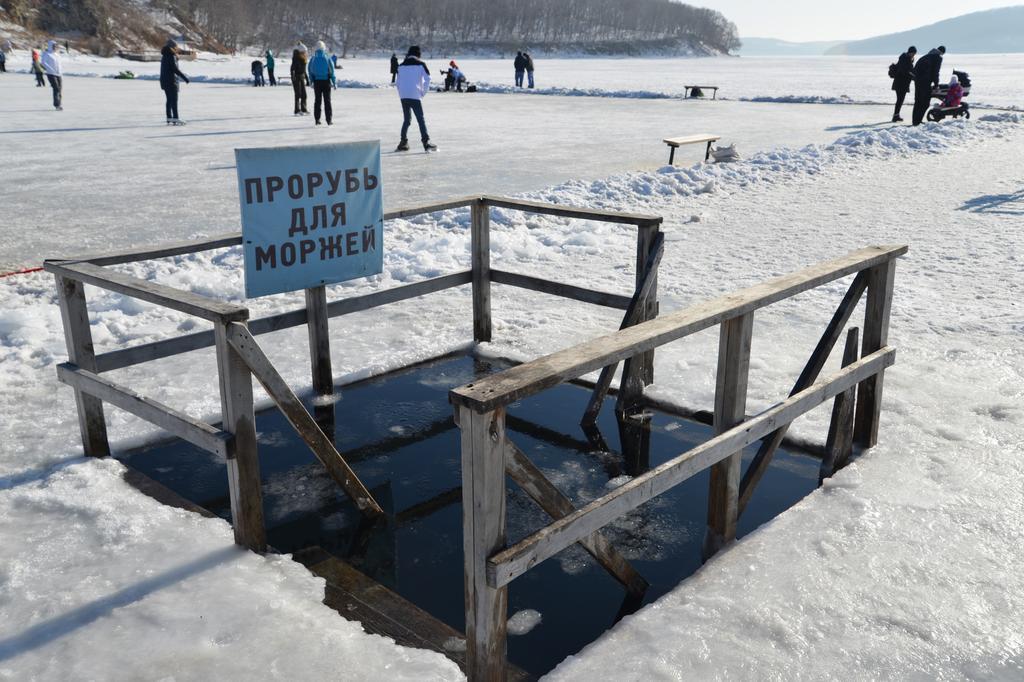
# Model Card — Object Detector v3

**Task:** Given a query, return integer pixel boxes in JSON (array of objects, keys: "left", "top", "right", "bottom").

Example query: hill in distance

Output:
[
  {"left": 827, "top": 5, "right": 1024, "bottom": 55},
  {"left": 738, "top": 37, "right": 845, "bottom": 56}
]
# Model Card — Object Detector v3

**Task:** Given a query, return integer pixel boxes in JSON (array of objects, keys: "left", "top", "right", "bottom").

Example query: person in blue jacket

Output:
[
  {"left": 265, "top": 49, "right": 276, "bottom": 85},
  {"left": 307, "top": 41, "right": 335, "bottom": 125},
  {"left": 159, "top": 39, "right": 190, "bottom": 124}
]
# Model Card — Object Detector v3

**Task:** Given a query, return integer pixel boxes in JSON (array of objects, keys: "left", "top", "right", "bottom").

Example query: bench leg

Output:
[
  {"left": 668, "top": 146, "right": 675, "bottom": 165},
  {"left": 705, "top": 140, "right": 713, "bottom": 162}
]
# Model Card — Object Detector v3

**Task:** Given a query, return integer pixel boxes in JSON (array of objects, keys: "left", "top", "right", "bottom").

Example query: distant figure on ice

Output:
[
  {"left": 524, "top": 51, "right": 535, "bottom": 88},
  {"left": 307, "top": 41, "right": 335, "bottom": 125},
  {"left": 160, "top": 39, "right": 190, "bottom": 125},
  {"left": 443, "top": 60, "right": 466, "bottom": 91},
  {"left": 912, "top": 45, "right": 945, "bottom": 126},
  {"left": 390, "top": 52, "right": 398, "bottom": 84},
  {"left": 290, "top": 48, "right": 309, "bottom": 115},
  {"left": 890, "top": 46, "right": 916, "bottom": 122},
  {"left": 395, "top": 45, "right": 436, "bottom": 151},
  {"left": 0, "top": 49, "right": 6, "bottom": 73},
  {"left": 513, "top": 51, "right": 525, "bottom": 87},
  {"left": 251, "top": 59, "right": 265, "bottom": 86},
  {"left": 265, "top": 49, "right": 276, "bottom": 85},
  {"left": 40, "top": 41, "right": 63, "bottom": 110},
  {"left": 31, "top": 49, "right": 45, "bottom": 86}
]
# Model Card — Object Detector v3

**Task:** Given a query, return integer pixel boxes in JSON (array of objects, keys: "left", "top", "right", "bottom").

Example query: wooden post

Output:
[
  {"left": 634, "top": 221, "right": 660, "bottom": 385},
  {"left": 703, "top": 312, "right": 752, "bottom": 561},
  {"left": 214, "top": 319, "right": 266, "bottom": 552},
  {"left": 459, "top": 405, "right": 507, "bottom": 681},
  {"left": 304, "top": 285, "right": 333, "bottom": 396},
  {"left": 854, "top": 260, "right": 896, "bottom": 449},
  {"left": 471, "top": 200, "right": 492, "bottom": 343},
  {"left": 55, "top": 275, "right": 110, "bottom": 456},
  {"left": 820, "top": 328, "right": 859, "bottom": 484}
]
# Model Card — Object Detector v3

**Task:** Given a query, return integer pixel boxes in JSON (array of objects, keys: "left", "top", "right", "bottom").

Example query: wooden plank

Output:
[
  {"left": 459, "top": 405, "right": 509, "bottom": 681},
  {"left": 214, "top": 321, "right": 266, "bottom": 552},
  {"left": 481, "top": 195, "right": 663, "bottom": 226},
  {"left": 383, "top": 196, "right": 481, "bottom": 221},
  {"left": 304, "top": 286, "right": 334, "bottom": 396},
  {"left": 452, "top": 245, "right": 907, "bottom": 413},
  {"left": 59, "top": 232, "right": 243, "bottom": 266},
  {"left": 504, "top": 441, "right": 648, "bottom": 596},
  {"left": 632, "top": 222, "right": 662, "bottom": 386},
  {"left": 663, "top": 134, "right": 720, "bottom": 146},
  {"left": 56, "top": 363, "right": 231, "bottom": 458},
  {"left": 737, "top": 271, "right": 868, "bottom": 516},
  {"left": 582, "top": 233, "right": 665, "bottom": 425},
  {"left": 485, "top": 347, "right": 896, "bottom": 588},
  {"left": 489, "top": 270, "right": 631, "bottom": 310},
  {"left": 54, "top": 275, "right": 110, "bottom": 456},
  {"left": 226, "top": 323, "right": 384, "bottom": 517},
  {"left": 94, "top": 272, "right": 472, "bottom": 372},
  {"left": 45, "top": 261, "right": 248, "bottom": 323},
  {"left": 703, "top": 312, "right": 752, "bottom": 561},
  {"left": 820, "top": 328, "right": 860, "bottom": 483},
  {"left": 472, "top": 201, "right": 492, "bottom": 343},
  {"left": 854, "top": 260, "right": 897, "bottom": 448}
]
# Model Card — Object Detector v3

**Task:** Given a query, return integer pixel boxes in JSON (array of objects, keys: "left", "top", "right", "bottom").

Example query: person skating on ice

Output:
[
  {"left": 394, "top": 45, "right": 436, "bottom": 152},
  {"left": 290, "top": 48, "right": 309, "bottom": 115},
  {"left": 40, "top": 40, "right": 63, "bottom": 110},
  {"left": 307, "top": 41, "right": 335, "bottom": 125},
  {"left": 160, "top": 39, "right": 190, "bottom": 125}
]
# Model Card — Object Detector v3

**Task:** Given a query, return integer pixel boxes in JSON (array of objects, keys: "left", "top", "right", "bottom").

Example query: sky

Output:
[{"left": 696, "top": 1, "right": 1019, "bottom": 42}]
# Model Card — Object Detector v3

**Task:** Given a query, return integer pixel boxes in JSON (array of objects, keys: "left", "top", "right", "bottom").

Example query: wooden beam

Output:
[
  {"left": 634, "top": 221, "right": 661, "bottom": 385},
  {"left": 485, "top": 347, "right": 896, "bottom": 589},
  {"left": 481, "top": 195, "right": 663, "bottom": 226},
  {"left": 226, "top": 323, "right": 383, "bottom": 517},
  {"left": 489, "top": 270, "right": 631, "bottom": 310},
  {"left": 703, "top": 312, "right": 752, "bottom": 561},
  {"left": 582, "top": 233, "right": 665, "bottom": 425},
  {"left": 56, "top": 363, "right": 231, "bottom": 458},
  {"left": 854, "top": 260, "right": 897, "bottom": 448},
  {"left": 214, "top": 320, "right": 266, "bottom": 552},
  {"left": 94, "top": 271, "right": 473, "bottom": 373},
  {"left": 453, "top": 245, "right": 907, "bottom": 414},
  {"left": 305, "top": 286, "right": 333, "bottom": 396},
  {"left": 737, "top": 271, "right": 868, "bottom": 516},
  {"left": 819, "top": 328, "right": 860, "bottom": 483},
  {"left": 504, "top": 441, "right": 648, "bottom": 596},
  {"left": 472, "top": 201, "right": 492, "bottom": 343},
  {"left": 54, "top": 275, "right": 110, "bottom": 456},
  {"left": 45, "top": 261, "right": 248, "bottom": 323},
  {"left": 383, "top": 196, "right": 481, "bottom": 221},
  {"left": 54, "top": 232, "right": 243, "bottom": 266},
  {"left": 459, "top": 405, "right": 509, "bottom": 681}
]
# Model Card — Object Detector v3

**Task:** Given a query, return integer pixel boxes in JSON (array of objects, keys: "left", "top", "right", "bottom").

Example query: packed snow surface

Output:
[{"left": 1, "top": 53, "right": 1023, "bottom": 679}]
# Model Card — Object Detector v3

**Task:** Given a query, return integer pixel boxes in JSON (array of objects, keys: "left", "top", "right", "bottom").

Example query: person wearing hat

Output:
[
  {"left": 160, "top": 39, "right": 190, "bottom": 124},
  {"left": 524, "top": 51, "right": 535, "bottom": 88},
  {"left": 390, "top": 52, "right": 399, "bottom": 84},
  {"left": 891, "top": 46, "right": 916, "bottom": 122},
  {"left": 445, "top": 59, "right": 466, "bottom": 92},
  {"left": 395, "top": 45, "right": 436, "bottom": 151},
  {"left": 911, "top": 45, "right": 945, "bottom": 126},
  {"left": 307, "top": 40, "right": 335, "bottom": 125},
  {"left": 40, "top": 40, "right": 63, "bottom": 110},
  {"left": 265, "top": 49, "right": 276, "bottom": 85}
]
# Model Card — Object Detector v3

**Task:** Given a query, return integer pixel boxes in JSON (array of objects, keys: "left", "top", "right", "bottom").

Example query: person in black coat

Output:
[
  {"left": 159, "top": 40, "right": 190, "bottom": 123},
  {"left": 912, "top": 45, "right": 945, "bottom": 126},
  {"left": 390, "top": 53, "right": 399, "bottom": 84},
  {"left": 513, "top": 51, "right": 525, "bottom": 87},
  {"left": 891, "top": 46, "right": 916, "bottom": 122}
]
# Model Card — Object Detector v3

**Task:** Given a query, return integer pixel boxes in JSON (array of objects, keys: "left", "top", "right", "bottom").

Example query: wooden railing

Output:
[
  {"left": 449, "top": 244, "right": 906, "bottom": 680},
  {"left": 45, "top": 196, "right": 664, "bottom": 556}
]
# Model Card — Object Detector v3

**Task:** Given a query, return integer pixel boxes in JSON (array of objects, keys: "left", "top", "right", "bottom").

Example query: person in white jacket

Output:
[
  {"left": 40, "top": 40, "right": 63, "bottom": 110},
  {"left": 394, "top": 45, "right": 436, "bottom": 151}
]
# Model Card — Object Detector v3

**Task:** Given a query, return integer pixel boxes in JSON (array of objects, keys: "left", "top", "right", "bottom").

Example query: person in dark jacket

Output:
[
  {"left": 891, "top": 46, "right": 916, "bottom": 122},
  {"left": 513, "top": 51, "right": 525, "bottom": 87},
  {"left": 524, "top": 51, "right": 535, "bottom": 88},
  {"left": 265, "top": 50, "right": 276, "bottom": 85},
  {"left": 251, "top": 59, "right": 265, "bottom": 86},
  {"left": 912, "top": 46, "right": 945, "bottom": 126},
  {"left": 307, "top": 41, "right": 335, "bottom": 125},
  {"left": 160, "top": 39, "right": 190, "bottom": 124},
  {"left": 290, "top": 48, "right": 308, "bottom": 115},
  {"left": 390, "top": 52, "right": 399, "bottom": 84},
  {"left": 0, "top": 49, "right": 6, "bottom": 73}
]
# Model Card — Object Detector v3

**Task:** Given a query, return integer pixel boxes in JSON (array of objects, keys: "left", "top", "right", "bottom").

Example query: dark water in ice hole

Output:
[{"left": 118, "top": 355, "right": 821, "bottom": 677}]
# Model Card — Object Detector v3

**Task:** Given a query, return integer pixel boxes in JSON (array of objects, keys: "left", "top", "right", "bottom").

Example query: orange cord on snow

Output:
[{"left": 0, "top": 266, "right": 44, "bottom": 278}]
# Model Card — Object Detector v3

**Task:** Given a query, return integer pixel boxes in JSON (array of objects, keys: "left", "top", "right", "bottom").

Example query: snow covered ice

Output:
[{"left": 1, "top": 53, "right": 1023, "bottom": 679}]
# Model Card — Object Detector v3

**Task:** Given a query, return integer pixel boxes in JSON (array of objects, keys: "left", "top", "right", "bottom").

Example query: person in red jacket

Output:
[{"left": 942, "top": 74, "right": 964, "bottom": 108}]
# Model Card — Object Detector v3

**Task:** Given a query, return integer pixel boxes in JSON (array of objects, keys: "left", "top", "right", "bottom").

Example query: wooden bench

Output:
[
  {"left": 663, "top": 134, "right": 720, "bottom": 164},
  {"left": 685, "top": 85, "right": 719, "bottom": 99}
]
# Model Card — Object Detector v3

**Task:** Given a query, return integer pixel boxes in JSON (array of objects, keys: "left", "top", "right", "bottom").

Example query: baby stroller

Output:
[{"left": 927, "top": 70, "right": 970, "bottom": 122}]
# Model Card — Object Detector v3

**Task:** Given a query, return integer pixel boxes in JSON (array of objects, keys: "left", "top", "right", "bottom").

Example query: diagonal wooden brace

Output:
[
  {"left": 226, "top": 322, "right": 384, "bottom": 517},
  {"left": 737, "top": 271, "right": 868, "bottom": 517},
  {"left": 504, "top": 440, "right": 648, "bottom": 596},
  {"left": 581, "top": 231, "right": 665, "bottom": 426},
  {"left": 819, "top": 328, "right": 860, "bottom": 483}
]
